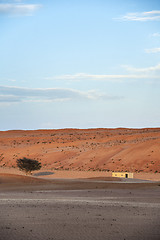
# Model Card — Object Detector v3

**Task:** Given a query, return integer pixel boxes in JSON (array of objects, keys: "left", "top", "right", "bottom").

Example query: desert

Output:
[
  {"left": 0, "top": 128, "right": 160, "bottom": 177},
  {"left": 1, "top": 0, "right": 160, "bottom": 239},
  {"left": 0, "top": 128, "right": 160, "bottom": 240},
  {"left": 0, "top": 173, "right": 160, "bottom": 240}
]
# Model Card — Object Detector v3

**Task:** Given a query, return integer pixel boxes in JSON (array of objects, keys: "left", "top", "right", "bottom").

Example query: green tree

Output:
[{"left": 16, "top": 157, "right": 41, "bottom": 175}]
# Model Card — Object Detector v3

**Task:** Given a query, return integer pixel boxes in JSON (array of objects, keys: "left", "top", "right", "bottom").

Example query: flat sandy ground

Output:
[
  {"left": 1, "top": 167, "right": 160, "bottom": 181},
  {"left": 0, "top": 173, "right": 160, "bottom": 240}
]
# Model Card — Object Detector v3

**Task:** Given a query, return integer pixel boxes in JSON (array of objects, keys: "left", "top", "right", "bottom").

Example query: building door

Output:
[{"left": 125, "top": 174, "right": 128, "bottom": 178}]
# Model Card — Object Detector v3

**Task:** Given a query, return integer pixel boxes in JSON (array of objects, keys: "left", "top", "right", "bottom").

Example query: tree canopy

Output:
[{"left": 16, "top": 157, "right": 41, "bottom": 174}]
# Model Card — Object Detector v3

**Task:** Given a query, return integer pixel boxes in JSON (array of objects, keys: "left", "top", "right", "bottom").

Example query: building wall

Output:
[{"left": 112, "top": 172, "right": 133, "bottom": 178}]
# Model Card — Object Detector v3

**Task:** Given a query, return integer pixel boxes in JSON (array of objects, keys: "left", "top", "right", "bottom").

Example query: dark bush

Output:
[{"left": 16, "top": 157, "right": 41, "bottom": 174}]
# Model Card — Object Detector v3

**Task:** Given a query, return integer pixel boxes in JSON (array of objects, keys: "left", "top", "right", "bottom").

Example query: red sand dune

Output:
[{"left": 0, "top": 128, "right": 160, "bottom": 174}]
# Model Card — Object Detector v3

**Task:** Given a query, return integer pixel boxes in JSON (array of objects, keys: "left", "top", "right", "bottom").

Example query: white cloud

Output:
[
  {"left": 122, "top": 63, "right": 160, "bottom": 73},
  {"left": 152, "top": 32, "right": 160, "bottom": 37},
  {"left": 117, "top": 10, "right": 160, "bottom": 21},
  {"left": 46, "top": 73, "right": 135, "bottom": 81},
  {"left": 0, "top": 95, "right": 21, "bottom": 102},
  {"left": 45, "top": 63, "right": 160, "bottom": 84},
  {"left": 0, "top": 86, "right": 122, "bottom": 103},
  {"left": 7, "top": 78, "right": 16, "bottom": 82},
  {"left": 145, "top": 48, "right": 160, "bottom": 53},
  {"left": 46, "top": 69, "right": 160, "bottom": 82},
  {"left": 0, "top": 3, "right": 42, "bottom": 16}
]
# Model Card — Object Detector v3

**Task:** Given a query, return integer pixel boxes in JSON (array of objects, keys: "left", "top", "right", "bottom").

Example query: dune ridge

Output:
[{"left": 0, "top": 128, "right": 160, "bottom": 174}]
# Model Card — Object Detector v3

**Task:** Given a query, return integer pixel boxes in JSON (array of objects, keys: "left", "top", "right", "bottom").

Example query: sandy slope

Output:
[{"left": 0, "top": 128, "right": 160, "bottom": 175}]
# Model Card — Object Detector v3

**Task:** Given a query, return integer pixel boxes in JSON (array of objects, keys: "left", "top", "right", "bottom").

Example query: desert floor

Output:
[{"left": 0, "top": 173, "right": 160, "bottom": 240}]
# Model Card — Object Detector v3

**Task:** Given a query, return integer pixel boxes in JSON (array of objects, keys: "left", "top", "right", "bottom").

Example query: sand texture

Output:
[
  {"left": 0, "top": 128, "right": 160, "bottom": 175},
  {"left": 0, "top": 174, "right": 160, "bottom": 240}
]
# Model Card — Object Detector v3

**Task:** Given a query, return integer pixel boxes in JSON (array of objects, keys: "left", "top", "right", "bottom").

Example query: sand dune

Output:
[{"left": 0, "top": 128, "right": 160, "bottom": 175}]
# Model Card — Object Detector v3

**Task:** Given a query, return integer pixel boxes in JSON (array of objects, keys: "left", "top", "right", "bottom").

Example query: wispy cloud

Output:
[
  {"left": 152, "top": 32, "right": 160, "bottom": 37},
  {"left": 0, "top": 3, "right": 42, "bottom": 16},
  {"left": 145, "top": 48, "right": 160, "bottom": 53},
  {"left": 46, "top": 68, "right": 160, "bottom": 82},
  {"left": 122, "top": 63, "right": 160, "bottom": 74},
  {"left": 0, "top": 95, "right": 21, "bottom": 103},
  {"left": 0, "top": 86, "right": 122, "bottom": 103},
  {"left": 116, "top": 10, "right": 160, "bottom": 22},
  {"left": 46, "top": 73, "right": 141, "bottom": 82}
]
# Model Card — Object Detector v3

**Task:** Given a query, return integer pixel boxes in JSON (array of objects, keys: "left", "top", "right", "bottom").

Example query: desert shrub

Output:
[{"left": 16, "top": 157, "right": 41, "bottom": 174}]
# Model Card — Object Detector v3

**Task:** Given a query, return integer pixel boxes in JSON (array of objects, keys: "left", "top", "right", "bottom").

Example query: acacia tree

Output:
[{"left": 16, "top": 157, "right": 41, "bottom": 175}]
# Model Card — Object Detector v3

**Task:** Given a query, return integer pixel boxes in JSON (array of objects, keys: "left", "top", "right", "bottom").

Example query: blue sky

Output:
[{"left": 0, "top": 0, "right": 160, "bottom": 130}]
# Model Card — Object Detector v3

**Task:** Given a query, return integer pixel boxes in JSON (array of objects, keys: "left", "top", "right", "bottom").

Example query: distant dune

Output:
[{"left": 0, "top": 128, "right": 160, "bottom": 174}]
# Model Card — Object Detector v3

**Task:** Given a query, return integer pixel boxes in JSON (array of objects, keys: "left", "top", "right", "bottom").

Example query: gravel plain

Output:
[{"left": 0, "top": 175, "right": 160, "bottom": 240}]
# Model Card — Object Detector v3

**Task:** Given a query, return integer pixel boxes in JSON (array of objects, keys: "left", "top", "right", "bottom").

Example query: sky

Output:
[{"left": 0, "top": 0, "right": 160, "bottom": 130}]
